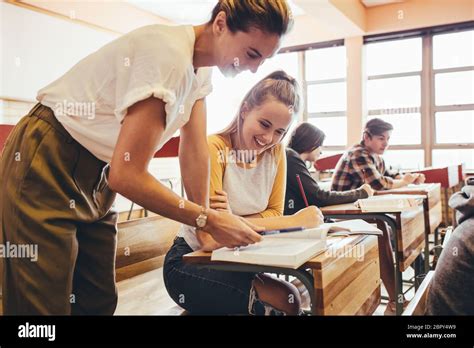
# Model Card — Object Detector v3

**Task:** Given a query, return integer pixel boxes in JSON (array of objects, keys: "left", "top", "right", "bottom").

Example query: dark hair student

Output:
[{"left": 284, "top": 122, "right": 373, "bottom": 215}]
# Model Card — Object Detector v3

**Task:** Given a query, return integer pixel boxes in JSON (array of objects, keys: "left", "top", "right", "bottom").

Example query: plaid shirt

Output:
[{"left": 331, "top": 143, "right": 394, "bottom": 191}]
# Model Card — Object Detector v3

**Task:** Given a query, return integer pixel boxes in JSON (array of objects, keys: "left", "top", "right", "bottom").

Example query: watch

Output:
[{"left": 195, "top": 206, "right": 208, "bottom": 230}]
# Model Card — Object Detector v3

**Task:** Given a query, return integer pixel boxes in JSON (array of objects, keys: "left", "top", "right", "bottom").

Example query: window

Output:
[
  {"left": 432, "top": 29, "right": 474, "bottom": 169},
  {"left": 383, "top": 150, "right": 425, "bottom": 171},
  {"left": 365, "top": 37, "right": 423, "bottom": 169},
  {"left": 305, "top": 45, "right": 347, "bottom": 148},
  {"left": 206, "top": 52, "right": 299, "bottom": 134},
  {"left": 432, "top": 149, "right": 474, "bottom": 170},
  {"left": 367, "top": 114, "right": 421, "bottom": 146}
]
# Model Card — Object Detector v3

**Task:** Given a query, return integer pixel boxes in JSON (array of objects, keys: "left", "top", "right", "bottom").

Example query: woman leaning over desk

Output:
[{"left": 0, "top": 0, "right": 293, "bottom": 315}]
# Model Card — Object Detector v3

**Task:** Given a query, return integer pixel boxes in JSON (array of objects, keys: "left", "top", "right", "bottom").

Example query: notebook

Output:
[
  {"left": 355, "top": 194, "right": 424, "bottom": 212},
  {"left": 211, "top": 226, "right": 328, "bottom": 269}
]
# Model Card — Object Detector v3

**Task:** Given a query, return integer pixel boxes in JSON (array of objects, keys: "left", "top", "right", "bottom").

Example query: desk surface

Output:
[
  {"left": 320, "top": 195, "right": 425, "bottom": 215},
  {"left": 375, "top": 183, "right": 441, "bottom": 196}
]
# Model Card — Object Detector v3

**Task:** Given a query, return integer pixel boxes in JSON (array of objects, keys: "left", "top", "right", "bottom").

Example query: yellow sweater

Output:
[{"left": 208, "top": 134, "right": 286, "bottom": 218}]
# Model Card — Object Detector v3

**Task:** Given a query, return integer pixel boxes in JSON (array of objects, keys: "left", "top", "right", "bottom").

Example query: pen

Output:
[
  {"left": 296, "top": 174, "right": 309, "bottom": 207},
  {"left": 260, "top": 226, "right": 304, "bottom": 236}
]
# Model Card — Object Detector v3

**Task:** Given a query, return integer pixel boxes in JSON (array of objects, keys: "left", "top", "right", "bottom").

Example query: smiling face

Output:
[
  {"left": 211, "top": 12, "right": 281, "bottom": 77},
  {"left": 364, "top": 130, "right": 391, "bottom": 155},
  {"left": 239, "top": 98, "right": 293, "bottom": 154}
]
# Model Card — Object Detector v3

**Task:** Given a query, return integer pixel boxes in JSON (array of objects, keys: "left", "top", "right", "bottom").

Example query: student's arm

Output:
[
  {"left": 353, "top": 153, "right": 417, "bottom": 190},
  {"left": 245, "top": 147, "right": 323, "bottom": 229},
  {"left": 287, "top": 153, "right": 368, "bottom": 207},
  {"left": 108, "top": 97, "right": 263, "bottom": 248},
  {"left": 202, "top": 142, "right": 323, "bottom": 251}
]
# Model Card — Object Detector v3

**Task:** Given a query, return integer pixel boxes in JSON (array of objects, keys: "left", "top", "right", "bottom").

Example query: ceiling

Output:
[
  {"left": 360, "top": 0, "right": 406, "bottom": 7},
  {"left": 126, "top": 0, "right": 305, "bottom": 25}
]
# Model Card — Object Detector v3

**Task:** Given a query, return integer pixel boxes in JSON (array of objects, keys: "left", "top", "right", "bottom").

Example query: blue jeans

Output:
[{"left": 163, "top": 237, "right": 270, "bottom": 315}]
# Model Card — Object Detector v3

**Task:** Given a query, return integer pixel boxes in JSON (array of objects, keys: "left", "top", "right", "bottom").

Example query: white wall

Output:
[{"left": 0, "top": 2, "right": 117, "bottom": 101}]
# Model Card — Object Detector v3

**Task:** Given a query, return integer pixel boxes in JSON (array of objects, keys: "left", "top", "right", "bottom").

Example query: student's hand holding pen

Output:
[
  {"left": 361, "top": 183, "right": 374, "bottom": 196},
  {"left": 414, "top": 173, "right": 426, "bottom": 184}
]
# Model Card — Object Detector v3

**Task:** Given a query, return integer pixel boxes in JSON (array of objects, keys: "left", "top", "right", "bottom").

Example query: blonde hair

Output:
[
  {"left": 208, "top": 0, "right": 294, "bottom": 36},
  {"left": 219, "top": 70, "right": 301, "bottom": 156}
]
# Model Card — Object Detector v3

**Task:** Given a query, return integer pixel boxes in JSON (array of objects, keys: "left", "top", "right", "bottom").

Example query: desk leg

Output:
[
  {"left": 324, "top": 213, "right": 403, "bottom": 316},
  {"left": 423, "top": 199, "right": 431, "bottom": 275},
  {"left": 382, "top": 216, "right": 403, "bottom": 316},
  {"left": 195, "top": 264, "right": 317, "bottom": 315}
]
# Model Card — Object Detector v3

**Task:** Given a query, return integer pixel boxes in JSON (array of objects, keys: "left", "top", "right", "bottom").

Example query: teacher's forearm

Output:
[
  {"left": 179, "top": 151, "right": 210, "bottom": 206},
  {"left": 110, "top": 170, "right": 202, "bottom": 227}
]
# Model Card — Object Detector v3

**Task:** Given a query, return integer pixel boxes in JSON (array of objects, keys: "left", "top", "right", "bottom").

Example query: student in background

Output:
[
  {"left": 426, "top": 178, "right": 474, "bottom": 315},
  {"left": 0, "top": 0, "right": 293, "bottom": 315},
  {"left": 284, "top": 122, "right": 373, "bottom": 215},
  {"left": 164, "top": 71, "right": 324, "bottom": 315},
  {"left": 332, "top": 118, "right": 425, "bottom": 314},
  {"left": 331, "top": 118, "right": 425, "bottom": 192},
  {"left": 284, "top": 122, "right": 402, "bottom": 314}
]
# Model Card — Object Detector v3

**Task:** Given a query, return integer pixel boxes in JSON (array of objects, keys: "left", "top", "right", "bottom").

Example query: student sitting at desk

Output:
[
  {"left": 331, "top": 118, "right": 425, "bottom": 192},
  {"left": 332, "top": 118, "right": 425, "bottom": 314},
  {"left": 163, "top": 71, "right": 324, "bottom": 315},
  {"left": 284, "top": 122, "right": 374, "bottom": 215}
]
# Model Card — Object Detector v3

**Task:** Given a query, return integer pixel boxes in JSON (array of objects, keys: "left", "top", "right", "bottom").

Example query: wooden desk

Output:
[
  {"left": 375, "top": 184, "right": 442, "bottom": 271},
  {"left": 184, "top": 235, "right": 380, "bottom": 316},
  {"left": 320, "top": 199, "right": 425, "bottom": 315}
]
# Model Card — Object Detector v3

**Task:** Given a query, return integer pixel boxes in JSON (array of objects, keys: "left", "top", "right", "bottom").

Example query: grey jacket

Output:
[{"left": 426, "top": 179, "right": 474, "bottom": 315}]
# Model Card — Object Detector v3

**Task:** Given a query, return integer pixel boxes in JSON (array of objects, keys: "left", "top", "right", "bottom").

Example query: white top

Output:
[
  {"left": 179, "top": 145, "right": 280, "bottom": 251},
  {"left": 37, "top": 24, "right": 213, "bottom": 163}
]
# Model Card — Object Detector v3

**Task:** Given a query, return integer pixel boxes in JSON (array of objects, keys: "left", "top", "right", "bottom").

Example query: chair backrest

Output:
[
  {"left": 0, "top": 124, "right": 14, "bottom": 151},
  {"left": 403, "top": 271, "right": 435, "bottom": 315},
  {"left": 154, "top": 136, "right": 180, "bottom": 158},
  {"left": 315, "top": 153, "right": 343, "bottom": 171}
]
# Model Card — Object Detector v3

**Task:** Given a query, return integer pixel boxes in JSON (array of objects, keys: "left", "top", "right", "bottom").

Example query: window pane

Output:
[
  {"left": 305, "top": 46, "right": 346, "bottom": 81},
  {"left": 206, "top": 52, "right": 298, "bottom": 134},
  {"left": 433, "top": 30, "right": 474, "bottom": 69},
  {"left": 366, "top": 38, "right": 422, "bottom": 76},
  {"left": 435, "top": 110, "right": 474, "bottom": 144},
  {"left": 308, "top": 117, "right": 346, "bottom": 146},
  {"left": 367, "top": 113, "right": 421, "bottom": 145},
  {"left": 307, "top": 82, "right": 346, "bottom": 113},
  {"left": 367, "top": 76, "right": 421, "bottom": 110},
  {"left": 435, "top": 71, "right": 474, "bottom": 106},
  {"left": 432, "top": 149, "right": 474, "bottom": 170},
  {"left": 383, "top": 150, "right": 425, "bottom": 171}
]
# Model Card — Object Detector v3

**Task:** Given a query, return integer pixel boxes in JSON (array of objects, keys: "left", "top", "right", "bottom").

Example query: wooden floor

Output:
[{"left": 115, "top": 268, "right": 183, "bottom": 315}]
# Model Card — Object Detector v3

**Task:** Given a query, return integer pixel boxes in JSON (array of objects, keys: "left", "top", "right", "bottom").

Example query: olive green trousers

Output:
[{"left": 0, "top": 103, "right": 118, "bottom": 315}]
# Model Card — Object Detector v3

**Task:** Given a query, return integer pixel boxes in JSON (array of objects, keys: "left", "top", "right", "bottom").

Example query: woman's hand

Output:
[
  {"left": 205, "top": 209, "right": 264, "bottom": 248},
  {"left": 294, "top": 206, "right": 324, "bottom": 228},
  {"left": 361, "top": 183, "right": 374, "bottom": 197},
  {"left": 210, "top": 190, "right": 232, "bottom": 213}
]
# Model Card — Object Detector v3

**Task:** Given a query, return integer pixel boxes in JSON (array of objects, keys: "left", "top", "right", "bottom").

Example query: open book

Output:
[
  {"left": 355, "top": 194, "right": 424, "bottom": 212},
  {"left": 211, "top": 226, "right": 327, "bottom": 269},
  {"left": 322, "top": 219, "right": 382, "bottom": 236}
]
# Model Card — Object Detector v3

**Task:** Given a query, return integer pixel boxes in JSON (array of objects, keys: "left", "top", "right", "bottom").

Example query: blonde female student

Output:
[
  {"left": 0, "top": 0, "right": 294, "bottom": 315},
  {"left": 164, "top": 71, "right": 324, "bottom": 315}
]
